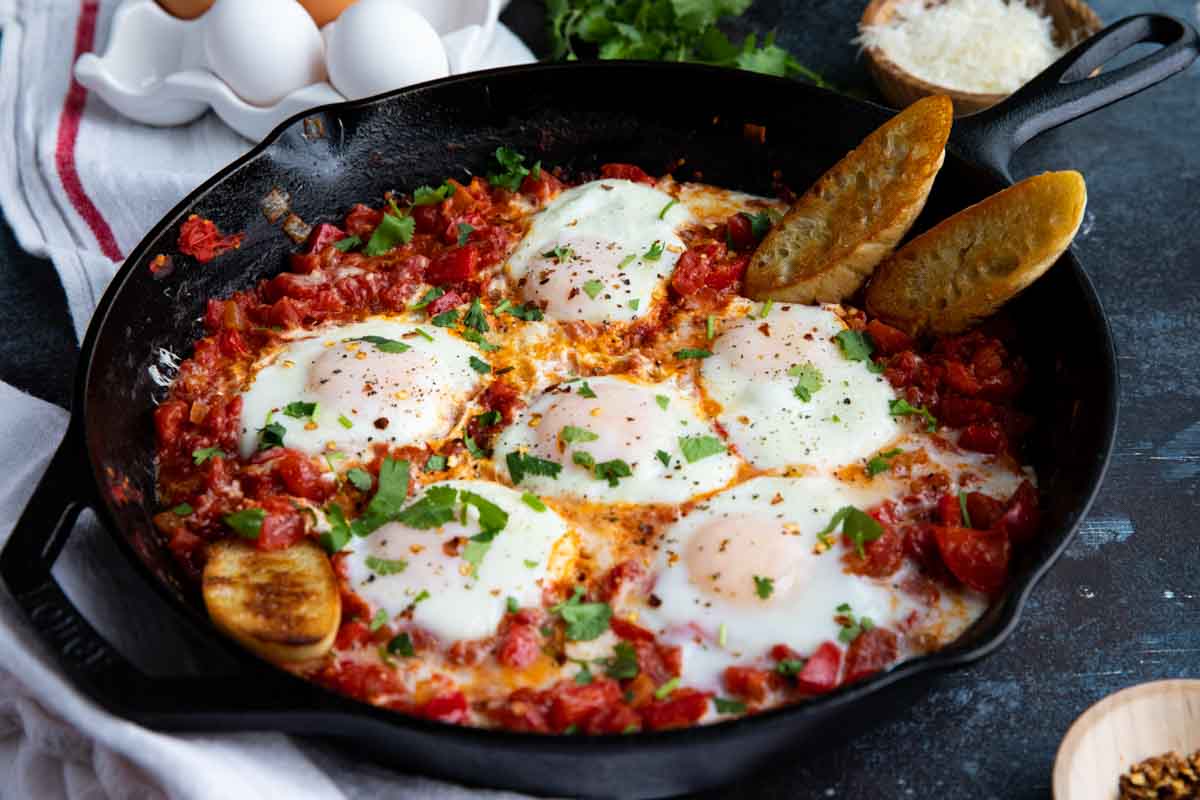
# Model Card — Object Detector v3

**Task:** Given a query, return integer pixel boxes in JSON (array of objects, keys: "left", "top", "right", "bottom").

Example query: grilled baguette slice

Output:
[
  {"left": 203, "top": 538, "right": 341, "bottom": 663},
  {"left": 744, "top": 94, "right": 953, "bottom": 303},
  {"left": 865, "top": 171, "right": 1087, "bottom": 336}
]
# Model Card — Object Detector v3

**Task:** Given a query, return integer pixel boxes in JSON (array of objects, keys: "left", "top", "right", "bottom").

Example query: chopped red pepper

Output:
[{"left": 177, "top": 214, "right": 244, "bottom": 263}]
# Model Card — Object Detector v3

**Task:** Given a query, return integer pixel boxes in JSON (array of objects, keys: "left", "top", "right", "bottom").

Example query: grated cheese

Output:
[{"left": 857, "top": 0, "right": 1068, "bottom": 95}]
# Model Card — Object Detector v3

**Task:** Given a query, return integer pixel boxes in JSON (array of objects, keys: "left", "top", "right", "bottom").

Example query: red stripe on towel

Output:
[{"left": 55, "top": 0, "right": 123, "bottom": 262}]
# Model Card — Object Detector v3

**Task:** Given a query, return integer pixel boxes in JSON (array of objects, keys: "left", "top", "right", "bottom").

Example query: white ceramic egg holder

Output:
[{"left": 75, "top": 0, "right": 533, "bottom": 142}]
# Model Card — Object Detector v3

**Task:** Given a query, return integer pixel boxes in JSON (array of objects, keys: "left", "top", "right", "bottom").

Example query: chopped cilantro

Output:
[
  {"left": 388, "top": 632, "right": 415, "bottom": 657},
  {"left": 352, "top": 458, "right": 412, "bottom": 537},
  {"left": 578, "top": 381, "right": 597, "bottom": 398},
  {"left": 817, "top": 506, "right": 885, "bottom": 557},
  {"left": 369, "top": 609, "right": 389, "bottom": 632},
  {"left": 658, "top": 199, "right": 679, "bottom": 219},
  {"left": 475, "top": 410, "right": 502, "bottom": 428},
  {"left": 320, "top": 502, "right": 351, "bottom": 552},
  {"left": 742, "top": 210, "right": 773, "bottom": 239},
  {"left": 346, "top": 467, "right": 373, "bottom": 491},
  {"left": 523, "top": 559, "right": 539, "bottom": 568},
  {"left": 789, "top": 362, "right": 824, "bottom": 402},
  {"left": 463, "top": 297, "right": 489, "bottom": 333},
  {"left": 347, "top": 335, "right": 410, "bottom": 353},
  {"left": 191, "top": 446, "right": 226, "bottom": 465},
  {"left": 595, "top": 458, "right": 633, "bottom": 487},
  {"left": 560, "top": 425, "right": 599, "bottom": 444},
  {"left": 706, "top": 314, "right": 716, "bottom": 340},
  {"left": 500, "top": 301, "right": 544, "bottom": 321},
  {"left": 758, "top": 300, "right": 774, "bottom": 319},
  {"left": 551, "top": 587, "right": 612, "bottom": 641},
  {"left": 366, "top": 555, "right": 408, "bottom": 575},
  {"left": 679, "top": 435, "right": 726, "bottom": 463},
  {"left": 170, "top": 503, "right": 193, "bottom": 516},
  {"left": 424, "top": 454, "right": 447, "bottom": 472},
  {"left": 364, "top": 212, "right": 415, "bottom": 256},
  {"left": 836, "top": 603, "right": 875, "bottom": 644},
  {"left": 257, "top": 421, "right": 286, "bottom": 451},
  {"left": 776, "top": 659, "right": 806, "bottom": 677},
  {"left": 674, "top": 348, "right": 712, "bottom": 360},
  {"left": 338, "top": 414, "right": 354, "bottom": 429},
  {"left": 654, "top": 677, "right": 680, "bottom": 699},
  {"left": 332, "top": 235, "right": 362, "bottom": 253},
  {"left": 460, "top": 490, "right": 509, "bottom": 533},
  {"left": 628, "top": 298, "right": 640, "bottom": 311},
  {"left": 834, "top": 329, "right": 874, "bottom": 362},
  {"left": 542, "top": 245, "right": 574, "bottom": 262},
  {"left": 522, "top": 492, "right": 547, "bottom": 512},
  {"left": 487, "top": 146, "right": 530, "bottom": 191},
  {"left": 282, "top": 401, "right": 318, "bottom": 419},
  {"left": 618, "top": 253, "right": 637, "bottom": 270},
  {"left": 603, "top": 641, "right": 640, "bottom": 679},
  {"left": 464, "top": 435, "right": 489, "bottom": 459},
  {"left": 959, "top": 490, "right": 972, "bottom": 528},
  {"left": 507, "top": 596, "right": 520, "bottom": 614},
  {"left": 412, "top": 182, "right": 455, "bottom": 206},
  {"left": 643, "top": 240, "right": 665, "bottom": 260},
  {"left": 414, "top": 328, "right": 434, "bottom": 342},
  {"left": 655, "top": 394, "right": 670, "bottom": 410},
  {"left": 888, "top": 398, "right": 938, "bottom": 432},
  {"left": 506, "top": 451, "right": 563, "bottom": 484},
  {"left": 224, "top": 508, "right": 265, "bottom": 539},
  {"left": 582, "top": 279, "right": 604, "bottom": 299},
  {"left": 410, "top": 287, "right": 445, "bottom": 310},
  {"left": 655, "top": 449, "right": 672, "bottom": 467},
  {"left": 395, "top": 484, "right": 458, "bottom": 530},
  {"left": 432, "top": 309, "right": 459, "bottom": 327},
  {"left": 753, "top": 575, "right": 774, "bottom": 598},
  {"left": 714, "top": 697, "right": 747, "bottom": 714},
  {"left": 866, "top": 448, "right": 903, "bottom": 477},
  {"left": 461, "top": 328, "right": 500, "bottom": 351},
  {"left": 574, "top": 660, "right": 594, "bottom": 685},
  {"left": 469, "top": 355, "right": 491, "bottom": 374}
]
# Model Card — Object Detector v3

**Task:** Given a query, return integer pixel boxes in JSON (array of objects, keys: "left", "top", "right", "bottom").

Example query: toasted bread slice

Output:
[
  {"left": 744, "top": 94, "right": 953, "bottom": 303},
  {"left": 203, "top": 538, "right": 341, "bottom": 663},
  {"left": 865, "top": 171, "right": 1087, "bottom": 336}
]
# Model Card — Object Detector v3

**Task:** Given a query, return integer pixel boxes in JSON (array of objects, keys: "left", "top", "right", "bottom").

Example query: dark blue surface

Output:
[{"left": 1, "top": 2, "right": 1197, "bottom": 797}]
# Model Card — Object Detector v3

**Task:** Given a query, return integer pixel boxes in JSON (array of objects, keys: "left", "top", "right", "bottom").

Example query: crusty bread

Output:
[
  {"left": 865, "top": 171, "right": 1087, "bottom": 336},
  {"left": 203, "top": 538, "right": 341, "bottom": 663},
  {"left": 743, "top": 94, "right": 953, "bottom": 303}
]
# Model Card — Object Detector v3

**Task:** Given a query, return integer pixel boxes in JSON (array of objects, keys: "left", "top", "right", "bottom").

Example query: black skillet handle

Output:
[
  {"left": 953, "top": 14, "right": 1200, "bottom": 178},
  {"left": 0, "top": 424, "right": 301, "bottom": 723}
]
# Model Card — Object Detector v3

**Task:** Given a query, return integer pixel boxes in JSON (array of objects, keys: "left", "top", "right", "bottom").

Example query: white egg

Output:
[
  {"left": 505, "top": 180, "right": 693, "bottom": 323},
  {"left": 324, "top": 0, "right": 449, "bottom": 101},
  {"left": 493, "top": 375, "right": 741, "bottom": 504},
  {"left": 237, "top": 318, "right": 482, "bottom": 459},
  {"left": 203, "top": 0, "right": 326, "bottom": 106},
  {"left": 701, "top": 304, "right": 900, "bottom": 471},
  {"left": 342, "top": 480, "right": 574, "bottom": 642},
  {"left": 638, "top": 475, "right": 916, "bottom": 690}
]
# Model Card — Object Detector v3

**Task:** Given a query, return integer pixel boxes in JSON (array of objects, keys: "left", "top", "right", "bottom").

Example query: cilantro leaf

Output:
[
  {"left": 560, "top": 425, "right": 599, "bottom": 444},
  {"left": 572, "top": 451, "right": 595, "bottom": 470},
  {"left": 506, "top": 451, "right": 563, "bottom": 484},
  {"left": 424, "top": 454, "right": 447, "bottom": 472},
  {"left": 714, "top": 697, "right": 747, "bottom": 714},
  {"left": 394, "top": 484, "right": 458, "bottom": 530},
  {"left": 192, "top": 446, "right": 226, "bottom": 465},
  {"left": 332, "top": 235, "right": 362, "bottom": 253},
  {"left": 224, "top": 508, "right": 265, "bottom": 539},
  {"left": 412, "top": 182, "right": 455, "bottom": 206},
  {"left": 282, "top": 401, "right": 318, "bottom": 419},
  {"left": 582, "top": 279, "right": 604, "bottom": 299},
  {"left": 346, "top": 467, "right": 373, "bottom": 491},
  {"left": 488, "top": 146, "right": 530, "bottom": 191},
  {"left": 643, "top": 240, "right": 665, "bottom": 260},
  {"left": 674, "top": 348, "right": 712, "bottom": 360},
  {"left": 388, "top": 632, "right": 415, "bottom": 657},
  {"left": 817, "top": 506, "right": 885, "bottom": 557},
  {"left": 655, "top": 449, "right": 672, "bottom": 467},
  {"left": 321, "top": 503, "right": 352, "bottom": 553},
  {"left": 364, "top": 212, "right": 415, "bottom": 256},
  {"left": 594, "top": 459, "right": 633, "bottom": 487},
  {"left": 603, "top": 641, "right": 640, "bottom": 679},
  {"left": 352, "top": 458, "right": 412, "bottom": 536},
  {"left": 463, "top": 297, "right": 489, "bottom": 333},
  {"left": 522, "top": 492, "right": 547, "bottom": 512},
  {"left": 551, "top": 587, "right": 612, "bottom": 641},
  {"left": 411, "top": 287, "right": 444, "bottom": 310},
  {"left": 257, "top": 421, "right": 286, "bottom": 451},
  {"left": 366, "top": 555, "right": 408, "bottom": 575},
  {"left": 469, "top": 355, "right": 491, "bottom": 374},
  {"left": 753, "top": 575, "right": 774, "bottom": 599},
  {"left": 788, "top": 362, "right": 824, "bottom": 402},
  {"left": 460, "top": 490, "right": 509, "bottom": 533},
  {"left": 456, "top": 223, "right": 475, "bottom": 247},
  {"left": 432, "top": 309, "right": 459, "bottom": 327},
  {"left": 741, "top": 210, "right": 773, "bottom": 239},
  {"left": 678, "top": 435, "right": 726, "bottom": 463},
  {"left": 347, "top": 335, "right": 410, "bottom": 353},
  {"left": 866, "top": 448, "right": 903, "bottom": 477},
  {"left": 577, "top": 381, "right": 597, "bottom": 398},
  {"left": 889, "top": 398, "right": 938, "bottom": 432},
  {"left": 170, "top": 503, "right": 193, "bottom": 516}
]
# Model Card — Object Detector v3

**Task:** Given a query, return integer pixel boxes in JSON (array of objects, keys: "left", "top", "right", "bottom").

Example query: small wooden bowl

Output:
[
  {"left": 1053, "top": 680, "right": 1200, "bottom": 799},
  {"left": 859, "top": 0, "right": 1103, "bottom": 115}
]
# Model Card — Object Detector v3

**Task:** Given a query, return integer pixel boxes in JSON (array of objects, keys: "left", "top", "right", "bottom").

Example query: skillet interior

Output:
[{"left": 77, "top": 62, "right": 1116, "bottom": 797}]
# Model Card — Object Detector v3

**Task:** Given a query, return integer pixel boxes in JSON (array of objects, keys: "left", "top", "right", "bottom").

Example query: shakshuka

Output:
[{"left": 154, "top": 151, "right": 1039, "bottom": 733}]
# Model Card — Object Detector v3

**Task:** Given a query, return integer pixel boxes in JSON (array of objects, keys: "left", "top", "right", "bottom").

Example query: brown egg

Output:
[
  {"left": 298, "top": 0, "right": 359, "bottom": 27},
  {"left": 156, "top": 0, "right": 215, "bottom": 19}
]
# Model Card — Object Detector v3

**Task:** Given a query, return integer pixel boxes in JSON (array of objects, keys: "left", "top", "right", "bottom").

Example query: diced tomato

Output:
[
  {"left": 795, "top": 642, "right": 841, "bottom": 694},
  {"left": 933, "top": 525, "right": 1010, "bottom": 593},
  {"left": 671, "top": 243, "right": 723, "bottom": 296},
  {"left": 305, "top": 223, "right": 346, "bottom": 254},
  {"left": 425, "top": 246, "right": 478, "bottom": 285},
  {"left": 601, "top": 560, "right": 648, "bottom": 604},
  {"left": 216, "top": 329, "right": 248, "bottom": 358},
  {"left": 725, "top": 213, "right": 756, "bottom": 250},
  {"left": 328, "top": 661, "right": 402, "bottom": 700},
  {"left": 411, "top": 204, "right": 442, "bottom": 234},
  {"left": 419, "top": 691, "right": 469, "bottom": 724},
  {"left": 335, "top": 620, "right": 372, "bottom": 650},
  {"left": 600, "top": 163, "right": 654, "bottom": 185},
  {"left": 256, "top": 498, "right": 307, "bottom": 551},
  {"left": 343, "top": 204, "right": 382, "bottom": 238},
  {"left": 959, "top": 422, "right": 1008, "bottom": 455},
  {"left": 548, "top": 678, "right": 623, "bottom": 731},
  {"left": 844, "top": 520, "right": 904, "bottom": 578},
  {"left": 610, "top": 616, "right": 655, "bottom": 642},
  {"left": 843, "top": 628, "right": 899, "bottom": 684},
  {"left": 276, "top": 450, "right": 330, "bottom": 502},
  {"left": 866, "top": 320, "right": 914, "bottom": 355},
  {"left": 965, "top": 492, "right": 1006, "bottom": 530},
  {"left": 497, "top": 624, "right": 541, "bottom": 669},
  {"left": 266, "top": 296, "right": 304, "bottom": 329},
  {"left": 723, "top": 666, "right": 771, "bottom": 702},
  {"left": 426, "top": 289, "right": 464, "bottom": 315},
  {"left": 582, "top": 703, "right": 641, "bottom": 735},
  {"left": 705, "top": 253, "right": 749, "bottom": 291},
  {"left": 177, "top": 215, "right": 243, "bottom": 263},
  {"left": 520, "top": 169, "right": 564, "bottom": 203},
  {"left": 943, "top": 361, "right": 983, "bottom": 395},
  {"left": 487, "top": 688, "right": 551, "bottom": 733},
  {"left": 640, "top": 688, "right": 710, "bottom": 731},
  {"left": 939, "top": 394, "right": 996, "bottom": 428},
  {"left": 937, "top": 493, "right": 963, "bottom": 526},
  {"left": 154, "top": 401, "right": 188, "bottom": 450},
  {"left": 994, "top": 480, "right": 1039, "bottom": 545}
]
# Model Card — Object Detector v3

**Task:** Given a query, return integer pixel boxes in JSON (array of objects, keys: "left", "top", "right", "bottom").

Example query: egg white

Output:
[
  {"left": 505, "top": 179, "right": 692, "bottom": 323},
  {"left": 342, "top": 480, "right": 572, "bottom": 643},
  {"left": 637, "top": 475, "right": 917, "bottom": 690},
  {"left": 237, "top": 318, "right": 482, "bottom": 459},
  {"left": 493, "top": 375, "right": 741, "bottom": 504},
  {"left": 701, "top": 304, "right": 901, "bottom": 471}
]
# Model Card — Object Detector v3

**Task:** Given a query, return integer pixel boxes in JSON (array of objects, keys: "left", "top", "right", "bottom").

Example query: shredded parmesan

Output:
[{"left": 857, "top": 0, "right": 1068, "bottom": 95}]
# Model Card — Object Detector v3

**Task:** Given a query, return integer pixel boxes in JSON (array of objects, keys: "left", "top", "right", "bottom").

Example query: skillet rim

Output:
[{"left": 72, "top": 59, "right": 1120, "bottom": 745}]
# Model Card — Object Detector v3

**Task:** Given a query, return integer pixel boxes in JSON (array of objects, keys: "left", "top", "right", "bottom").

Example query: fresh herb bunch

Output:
[{"left": 545, "top": 0, "right": 829, "bottom": 87}]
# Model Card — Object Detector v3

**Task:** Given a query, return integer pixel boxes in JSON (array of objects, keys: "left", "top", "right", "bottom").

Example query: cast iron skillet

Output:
[{"left": 3, "top": 14, "right": 1196, "bottom": 798}]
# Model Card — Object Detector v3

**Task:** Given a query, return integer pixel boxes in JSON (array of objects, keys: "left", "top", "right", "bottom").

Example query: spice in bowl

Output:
[
  {"left": 857, "top": 0, "right": 1067, "bottom": 96},
  {"left": 1119, "top": 750, "right": 1200, "bottom": 799}
]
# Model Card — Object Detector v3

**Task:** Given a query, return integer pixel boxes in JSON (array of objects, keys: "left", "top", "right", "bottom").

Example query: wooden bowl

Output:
[
  {"left": 1053, "top": 680, "right": 1200, "bottom": 799},
  {"left": 859, "top": 0, "right": 1103, "bottom": 115}
]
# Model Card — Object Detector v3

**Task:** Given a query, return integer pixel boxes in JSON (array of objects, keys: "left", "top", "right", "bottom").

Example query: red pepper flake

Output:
[
  {"left": 148, "top": 253, "right": 174, "bottom": 278},
  {"left": 178, "top": 214, "right": 244, "bottom": 263}
]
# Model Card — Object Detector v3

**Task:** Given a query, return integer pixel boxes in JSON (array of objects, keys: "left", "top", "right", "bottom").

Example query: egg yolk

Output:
[
  {"left": 534, "top": 381, "right": 661, "bottom": 465},
  {"left": 683, "top": 515, "right": 810, "bottom": 607}
]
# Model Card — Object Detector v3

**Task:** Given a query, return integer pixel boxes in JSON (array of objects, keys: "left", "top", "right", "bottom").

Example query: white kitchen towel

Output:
[{"left": 0, "top": 0, "right": 538, "bottom": 797}]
